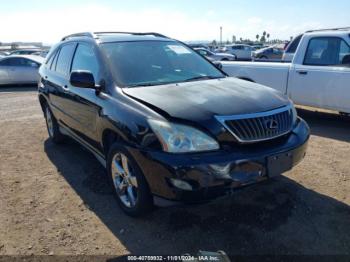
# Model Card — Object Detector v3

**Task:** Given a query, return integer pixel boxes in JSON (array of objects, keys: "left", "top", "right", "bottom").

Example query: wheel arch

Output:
[
  {"left": 38, "top": 94, "right": 48, "bottom": 112},
  {"left": 101, "top": 128, "right": 126, "bottom": 157}
]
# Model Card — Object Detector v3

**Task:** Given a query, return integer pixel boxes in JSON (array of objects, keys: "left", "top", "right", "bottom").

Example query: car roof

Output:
[
  {"left": 0, "top": 55, "right": 45, "bottom": 64},
  {"left": 305, "top": 30, "right": 350, "bottom": 38},
  {"left": 61, "top": 32, "right": 175, "bottom": 44}
]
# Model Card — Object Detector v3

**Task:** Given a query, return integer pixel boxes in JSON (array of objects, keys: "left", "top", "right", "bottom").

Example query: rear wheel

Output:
[
  {"left": 107, "top": 144, "right": 153, "bottom": 216},
  {"left": 260, "top": 55, "right": 268, "bottom": 59},
  {"left": 44, "top": 105, "right": 65, "bottom": 143}
]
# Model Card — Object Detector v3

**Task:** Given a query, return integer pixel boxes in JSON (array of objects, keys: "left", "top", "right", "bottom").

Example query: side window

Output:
[
  {"left": 45, "top": 50, "right": 57, "bottom": 66},
  {"left": 71, "top": 44, "right": 100, "bottom": 80},
  {"left": 0, "top": 58, "right": 32, "bottom": 66},
  {"left": 244, "top": 46, "right": 251, "bottom": 51},
  {"left": 339, "top": 40, "right": 350, "bottom": 65},
  {"left": 198, "top": 50, "right": 208, "bottom": 56},
  {"left": 55, "top": 43, "right": 76, "bottom": 76},
  {"left": 304, "top": 37, "right": 350, "bottom": 66},
  {"left": 50, "top": 50, "right": 60, "bottom": 70}
]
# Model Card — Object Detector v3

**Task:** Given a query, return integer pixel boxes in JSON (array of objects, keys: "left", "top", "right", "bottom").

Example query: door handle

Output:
[{"left": 297, "top": 70, "right": 308, "bottom": 75}]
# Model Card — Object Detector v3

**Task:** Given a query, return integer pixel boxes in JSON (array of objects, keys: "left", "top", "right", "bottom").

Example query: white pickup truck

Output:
[{"left": 222, "top": 28, "right": 350, "bottom": 114}]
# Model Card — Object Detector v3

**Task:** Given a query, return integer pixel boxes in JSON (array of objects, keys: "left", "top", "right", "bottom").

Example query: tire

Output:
[
  {"left": 44, "top": 105, "right": 65, "bottom": 144},
  {"left": 260, "top": 55, "right": 268, "bottom": 59},
  {"left": 221, "top": 58, "right": 229, "bottom": 61},
  {"left": 107, "top": 144, "right": 153, "bottom": 217}
]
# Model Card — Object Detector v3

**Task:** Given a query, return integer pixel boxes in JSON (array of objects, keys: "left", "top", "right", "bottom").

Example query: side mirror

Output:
[
  {"left": 70, "top": 70, "right": 95, "bottom": 88},
  {"left": 213, "top": 61, "right": 223, "bottom": 69}
]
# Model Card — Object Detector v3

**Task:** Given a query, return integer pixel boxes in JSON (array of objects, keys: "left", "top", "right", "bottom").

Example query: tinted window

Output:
[
  {"left": 0, "top": 57, "right": 38, "bottom": 67},
  {"left": 71, "top": 44, "right": 99, "bottom": 80},
  {"left": 304, "top": 37, "right": 350, "bottom": 66},
  {"left": 286, "top": 34, "right": 302, "bottom": 53},
  {"left": 55, "top": 43, "right": 76, "bottom": 76},
  {"left": 243, "top": 46, "right": 252, "bottom": 51},
  {"left": 45, "top": 50, "right": 57, "bottom": 68},
  {"left": 197, "top": 50, "right": 209, "bottom": 56},
  {"left": 101, "top": 41, "right": 224, "bottom": 87}
]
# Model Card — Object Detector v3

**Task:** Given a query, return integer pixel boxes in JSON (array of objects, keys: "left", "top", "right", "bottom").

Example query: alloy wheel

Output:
[
  {"left": 46, "top": 107, "right": 54, "bottom": 137},
  {"left": 111, "top": 153, "right": 138, "bottom": 208}
]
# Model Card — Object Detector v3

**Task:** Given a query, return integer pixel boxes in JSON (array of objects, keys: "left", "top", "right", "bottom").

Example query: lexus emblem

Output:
[{"left": 265, "top": 119, "right": 278, "bottom": 130}]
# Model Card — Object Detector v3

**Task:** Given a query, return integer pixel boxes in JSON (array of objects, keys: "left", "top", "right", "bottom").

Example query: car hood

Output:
[{"left": 122, "top": 77, "right": 289, "bottom": 122}]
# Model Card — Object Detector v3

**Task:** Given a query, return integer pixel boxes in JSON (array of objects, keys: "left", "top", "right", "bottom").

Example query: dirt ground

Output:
[{"left": 0, "top": 86, "right": 349, "bottom": 257}]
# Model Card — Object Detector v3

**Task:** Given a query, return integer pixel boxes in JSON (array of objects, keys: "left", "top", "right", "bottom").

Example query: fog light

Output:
[{"left": 170, "top": 178, "right": 193, "bottom": 191}]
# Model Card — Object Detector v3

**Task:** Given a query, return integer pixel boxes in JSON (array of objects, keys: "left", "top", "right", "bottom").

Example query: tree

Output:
[
  {"left": 239, "top": 37, "right": 243, "bottom": 42},
  {"left": 232, "top": 35, "right": 236, "bottom": 43},
  {"left": 267, "top": 33, "right": 270, "bottom": 42},
  {"left": 256, "top": 34, "right": 259, "bottom": 42}
]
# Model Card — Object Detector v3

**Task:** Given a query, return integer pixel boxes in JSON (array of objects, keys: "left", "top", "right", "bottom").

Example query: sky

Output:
[{"left": 0, "top": 0, "right": 349, "bottom": 44}]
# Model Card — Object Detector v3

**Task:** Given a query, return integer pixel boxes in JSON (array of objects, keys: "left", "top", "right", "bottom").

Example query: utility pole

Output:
[{"left": 220, "top": 26, "right": 222, "bottom": 46}]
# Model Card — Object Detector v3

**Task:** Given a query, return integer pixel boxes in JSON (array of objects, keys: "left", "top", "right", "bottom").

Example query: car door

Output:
[
  {"left": 243, "top": 46, "right": 253, "bottom": 60},
  {"left": 46, "top": 43, "right": 77, "bottom": 129},
  {"left": 288, "top": 36, "right": 350, "bottom": 113},
  {"left": 232, "top": 46, "right": 243, "bottom": 59},
  {"left": 66, "top": 42, "right": 101, "bottom": 146}
]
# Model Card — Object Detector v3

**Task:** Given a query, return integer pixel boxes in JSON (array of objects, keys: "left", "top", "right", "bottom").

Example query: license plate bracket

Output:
[{"left": 267, "top": 152, "right": 293, "bottom": 177}]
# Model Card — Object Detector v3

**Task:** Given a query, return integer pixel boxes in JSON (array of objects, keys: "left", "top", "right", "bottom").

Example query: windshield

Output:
[{"left": 101, "top": 41, "right": 225, "bottom": 87}]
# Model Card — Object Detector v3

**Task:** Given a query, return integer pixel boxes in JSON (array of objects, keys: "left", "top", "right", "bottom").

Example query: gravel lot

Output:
[{"left": 0, "top": 86, "right": 349, "bottom": 257}]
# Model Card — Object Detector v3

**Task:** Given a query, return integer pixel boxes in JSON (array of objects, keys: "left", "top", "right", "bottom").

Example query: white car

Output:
[
  {"left": 194, "top": 48, "right": 236, "bottom": 61},
  {"left": 0, "top": 55, "right": 44, "bottom": 85},
  {"left": 222, "top": 28, "right": 350, "bottom": 114},
  {"left": 223, "top": 44, "right": 254, "bottom": 60}
]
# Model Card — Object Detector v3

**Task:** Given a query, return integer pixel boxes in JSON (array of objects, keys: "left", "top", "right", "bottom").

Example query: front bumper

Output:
[{"left": 128, "top": 118, "right": 310, "bottom": 203}]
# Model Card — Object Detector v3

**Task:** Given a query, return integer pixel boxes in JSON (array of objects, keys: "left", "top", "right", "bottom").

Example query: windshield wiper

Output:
[{"left": 183, "top": 75, "right": 224, "bottom": 82}]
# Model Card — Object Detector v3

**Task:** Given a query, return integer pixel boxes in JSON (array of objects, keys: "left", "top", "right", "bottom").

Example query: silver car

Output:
[
  {"left": 223, "top": 44, "right": 254, "bottom": 60},
  {"left": 0, "top": 55, "right": 44, "bottom": 85},
  {"left": 194, "top": 48, "right": 236, "bottom": 61}
]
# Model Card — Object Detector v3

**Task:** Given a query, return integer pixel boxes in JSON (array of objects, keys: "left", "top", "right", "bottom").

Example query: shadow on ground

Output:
[
  {"left": 297, "top": 108, "right": 350, "bottom": 143},
  {"left": 44, "top": 110, "right": 350, "bottom": 255},
  {"left": 0, "top": 85, "right": 37, "bottom": 92}
]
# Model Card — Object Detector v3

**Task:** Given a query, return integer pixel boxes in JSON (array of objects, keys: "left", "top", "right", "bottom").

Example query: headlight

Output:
[
  {"left": 290, "top": 100, "right": 297, "bottom": 125},
  {"left": 148, "top": 119, "right": 219, "bottom": 153}
]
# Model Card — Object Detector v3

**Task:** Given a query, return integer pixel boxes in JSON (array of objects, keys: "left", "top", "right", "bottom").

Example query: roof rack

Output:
[
  {"left": 61, "top": 31, "right": 168, "bottom": 41},
  {"left": 94, "top": 32, "right": 168, "bottom": 38},
  {"left": 61, "top": 32, "right": 97, "bottom": 41},
  {"left": 306, "top": 27, "right": 350, "bottom": 33}
]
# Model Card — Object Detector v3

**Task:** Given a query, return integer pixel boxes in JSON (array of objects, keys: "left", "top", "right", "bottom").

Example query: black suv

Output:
[{"left": 38, "top": 32, "right": 310, "bottom": 216}]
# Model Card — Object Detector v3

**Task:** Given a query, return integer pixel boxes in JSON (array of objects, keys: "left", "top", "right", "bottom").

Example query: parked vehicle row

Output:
[
  {"left": 194, "top": 47, "right": 236, "bottom": 61},
  {"left": 222, "top": 28, "right": 350, "bottom": 114},
  {"left": 38, "top": 31, "right": 309, "bottom": 216}
]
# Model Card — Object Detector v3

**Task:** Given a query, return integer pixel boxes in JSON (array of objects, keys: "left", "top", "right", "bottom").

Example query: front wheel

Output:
[{"left": 107, "top": 144, "right": 153, "bottom": 216}]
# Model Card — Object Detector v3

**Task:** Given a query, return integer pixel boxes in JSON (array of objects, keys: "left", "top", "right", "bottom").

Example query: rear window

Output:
[{"left": 286, "top": 34, "right": 303, "bottom": 53}]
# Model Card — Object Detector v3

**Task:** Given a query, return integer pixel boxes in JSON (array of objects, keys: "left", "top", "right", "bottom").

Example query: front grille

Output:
[{"left": 215, "top": 105, "right": 294, "bottom": 143}]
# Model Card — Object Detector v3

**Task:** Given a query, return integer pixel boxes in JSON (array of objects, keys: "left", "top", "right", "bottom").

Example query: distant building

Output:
[{"left": 0, "top": 42, "right": 43, "bottom": 51}]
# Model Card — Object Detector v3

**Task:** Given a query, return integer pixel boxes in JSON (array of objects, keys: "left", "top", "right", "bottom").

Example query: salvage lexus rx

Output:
[{"left": 38, "top": 32, "right": 310, "bottom": 216}]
